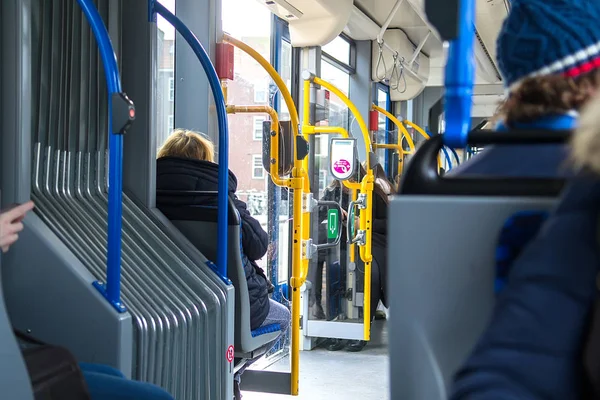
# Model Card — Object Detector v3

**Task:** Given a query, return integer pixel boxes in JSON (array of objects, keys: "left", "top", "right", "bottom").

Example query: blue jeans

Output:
[
  {"left": 235, "top": 299, "right": 291, "bottom": 382},
  {"left": 79, "top": 363, "right": 174, "bottom": 400}
]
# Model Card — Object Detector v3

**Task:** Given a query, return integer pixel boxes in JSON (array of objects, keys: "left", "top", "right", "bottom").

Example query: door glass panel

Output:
[
  {"left": 222, "top": 0, "right": 272, "bottom": 275},
  {"left": 156, "top": 0, "right": 176, "bottom": 153},
  {"left": 317, "top": 58, "right": 350, "bottom": 193}
]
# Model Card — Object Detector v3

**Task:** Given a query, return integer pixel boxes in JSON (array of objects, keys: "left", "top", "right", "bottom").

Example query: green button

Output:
[{"left": 327, "top": 209, "right": 339, "bottom": 239}]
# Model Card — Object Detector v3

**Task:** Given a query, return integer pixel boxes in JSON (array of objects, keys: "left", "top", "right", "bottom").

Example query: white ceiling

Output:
[{"left": 354, "top": 0, "right": 443, "bottom": 58}]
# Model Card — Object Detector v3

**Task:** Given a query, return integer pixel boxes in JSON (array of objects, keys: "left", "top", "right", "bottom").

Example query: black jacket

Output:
[{"left": 156, "top": 156, "right": 271, "bottom": 329}]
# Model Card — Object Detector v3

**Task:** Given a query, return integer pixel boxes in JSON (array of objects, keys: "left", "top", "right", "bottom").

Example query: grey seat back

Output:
[
  {"left": 388, "top": 196, "right": 556, "bottom": 399},
  {"left": 157, "top": 191, "right": 280, "bottom": 357},
  {"left": 390, "top": 134, "right": 566, "bottom": 399},
  {"left": 0, "top": 208, "right": 34, "bottom": 400}
]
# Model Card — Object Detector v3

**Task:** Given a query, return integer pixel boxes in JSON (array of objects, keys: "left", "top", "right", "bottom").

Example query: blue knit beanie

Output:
[{"left": 496, "top": 0, "right": 600, "bottom": 89}]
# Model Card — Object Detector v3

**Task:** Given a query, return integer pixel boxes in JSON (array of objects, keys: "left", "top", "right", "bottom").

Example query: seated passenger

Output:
[
  {"left": 451, "top": 0, "right": 600, "bottom": 398},
  {"left": 449, "top": 0, "right": 600, "bottom": 178},
  {"left": 154, "top": 129, "right": 290, "bottom": 399},
  {"left": 0, "top": 203, "right": 176, "bottom": 400},
  {"left": 312, "top": 162, "right": 390, "bottom": 352}
]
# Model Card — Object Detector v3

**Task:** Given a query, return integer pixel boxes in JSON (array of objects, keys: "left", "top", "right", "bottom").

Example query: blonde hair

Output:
[
  {"left": 571, "top": 93, "right": 600, "bottom": 173},
  {"left": 157, "top": 129, "right": 215, "bottom": 162}
]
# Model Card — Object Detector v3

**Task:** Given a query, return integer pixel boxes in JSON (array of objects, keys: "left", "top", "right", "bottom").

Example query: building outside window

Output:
[
  {"left": 253, "top": 116, "right": 265, "bottom": 140},
  {"left": 168, "top": 77, "right": 175, "bottom": 102},
  {"left": 252, "top": 155, "right": 264, "bottom": 179},
  {"left": 254, "top": 81, "right": 268, "bottom": 103}
]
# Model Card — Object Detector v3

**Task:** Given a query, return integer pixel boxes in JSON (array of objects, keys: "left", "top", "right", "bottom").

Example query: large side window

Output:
[
  {"left": 222, "top": 0, "right": 273, "bottom": 272},
  {"left": 317, "top": 35, "right": 354, "bottom": 192},
  {"left": 375, "top": 83, "right": 391, "bottom": 175},
  {"left": 156, "top": 0, "right": 176, "bottom": 152}
]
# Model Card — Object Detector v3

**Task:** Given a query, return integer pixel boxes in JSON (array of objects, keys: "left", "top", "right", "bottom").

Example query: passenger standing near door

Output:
[
  {"left": 313, "top": 162, "right": 390, "bottom": 352},
  {"left": 451, "top": 0, "right": 600, "bottom": 398},
  {"left": 155, "top": 129, "right": 290, "bottom": 399}
]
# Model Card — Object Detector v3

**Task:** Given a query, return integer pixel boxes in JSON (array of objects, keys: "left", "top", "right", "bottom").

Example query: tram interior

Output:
[{"left": 0, "top": 0, "right": 510, "bottom": 399}]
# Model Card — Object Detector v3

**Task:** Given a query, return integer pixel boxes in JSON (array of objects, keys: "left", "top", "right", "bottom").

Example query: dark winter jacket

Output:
[
  {"left": 450, "top": 115, "right": 600, "bottom": 399},
  {"left": 156, "top": 156, "right": 271, "bottom": 329}
]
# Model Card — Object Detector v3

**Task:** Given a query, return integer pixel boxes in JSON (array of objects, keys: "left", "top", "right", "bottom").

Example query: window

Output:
[
  {"left": 252, "top": 155, "right": 265, "bottom": 179},
  {"left": 320, "top": 59, "right": 350, "bottom": 131},
  {"left": 155, "top": 0, "right": 175, "bottom": 153},
  {"left": 168, "top": 115, "right": 174, "bottom": 132},
  {"left": 376, "top": 85, "right": 390, "bottom": 172},
  {"left": 254, "top": 82, "right": 268, "bottom": 103},
  {"left": 279, "top": 40, "right": 293, "bottom": 121},
  {"left": 319, "top": 170, "right": 327, "bottom": 192},
  {"left": 168, "top": 77, "right": 175, "bottom": 102},
  {"left": 322, "top": 35, "right": 353, "bottom": 70},
  {"left": 253, "top": 116, "right": 265, "bottom": 140}
]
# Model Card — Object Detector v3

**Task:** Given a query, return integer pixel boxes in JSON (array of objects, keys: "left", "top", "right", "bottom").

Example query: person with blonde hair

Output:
[{"left": 155, "top": 129, "right": 290, "bottom": 399}]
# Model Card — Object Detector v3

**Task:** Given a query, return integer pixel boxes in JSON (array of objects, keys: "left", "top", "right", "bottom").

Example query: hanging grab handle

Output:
[
  {"left": 151, "top": 1, "right": 230, "bottom": 284},
  {"left": 78, "top": 0, "right": 134, "bottom": 313}
]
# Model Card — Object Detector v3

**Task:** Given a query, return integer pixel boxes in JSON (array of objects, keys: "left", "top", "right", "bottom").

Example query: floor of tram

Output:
[{"left": 243, "top": 319, "right": 389, "bottom": 399}]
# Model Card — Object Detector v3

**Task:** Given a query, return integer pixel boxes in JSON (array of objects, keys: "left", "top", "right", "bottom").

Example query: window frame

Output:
[
  {"left": 253, "top": 116, "right": 265, "bottom": 140},
  {"left": 251, "top": 154, "right": 265, "bottom": 179},
  {"left": 321, "top": 33, "right": 356, "bottom": 75},
  {"left": 168, "top": 77, "right": 175, "bottom": 102}
]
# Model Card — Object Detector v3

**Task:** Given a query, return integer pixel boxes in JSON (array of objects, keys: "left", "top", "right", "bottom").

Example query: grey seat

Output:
[
  {"left": 156, "top": 190, "right": 281, "bottom": 359},
  {"left": 388, "top": 135, "right": 565, "bottom": 399},
  {"left": 0, "top": 227, "right": 34, "bottom": 400},
  {"left": 388, "top": 195, "right": 556, "bottom": 399}
]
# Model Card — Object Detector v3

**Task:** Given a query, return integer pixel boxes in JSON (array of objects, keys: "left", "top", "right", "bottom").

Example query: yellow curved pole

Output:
[
  {"left": 371, "top": 104, "right": 415, "bottom": 153},
  {"left": 304, "top": 125, "right": 361, "bottom": 191},
  {"left": 312, "top": 77, "right": 372, "bottom": 171},
  {"left": 403, "top": 119, "right": 443, "bottom": 170},
  {"left": 303, "top": 72, "right": 373, "bottom": 341},
  {"left": 222, "top": 34, "right": 304, "bottom": 396},
  {"left": 226, "top": 105, "right": 287, "bottom": 187},
  {"left": 222, "top": 34, "right": 299, "bottom": 140}
]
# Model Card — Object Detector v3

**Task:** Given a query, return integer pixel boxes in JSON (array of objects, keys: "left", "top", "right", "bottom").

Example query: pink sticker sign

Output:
[{"left": 333, "top": 159, "right": 351, "bottom": 175}]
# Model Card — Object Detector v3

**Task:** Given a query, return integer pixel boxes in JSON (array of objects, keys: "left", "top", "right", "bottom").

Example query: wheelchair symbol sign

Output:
[{"left": 226, "top": 345, "right": 234, "bottom": 363}]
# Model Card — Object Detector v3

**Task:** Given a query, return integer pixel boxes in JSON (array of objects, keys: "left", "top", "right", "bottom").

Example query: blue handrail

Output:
[
  {"left": 77, "top": 0, "right": 126, "bottom": 312},
  {"left": 441, "top": 146, "right": 453, "bottom": 170},
  {"left": 426, "top": 128, "right": 454, "bottom": 170},
  {"left": 443, "top": 0, "right": 476, "bottom": 148},
  {"left": 151, "top": 1, "right": 230, "bottom": 283}
]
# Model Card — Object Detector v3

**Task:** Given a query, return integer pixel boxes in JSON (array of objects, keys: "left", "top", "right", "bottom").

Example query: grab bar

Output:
[
  {"left": 78, "top": 0, "right": 135, "bottom": 313},
  {"left": 151, "top": 1, "right": 230, "bottom": 283}
]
